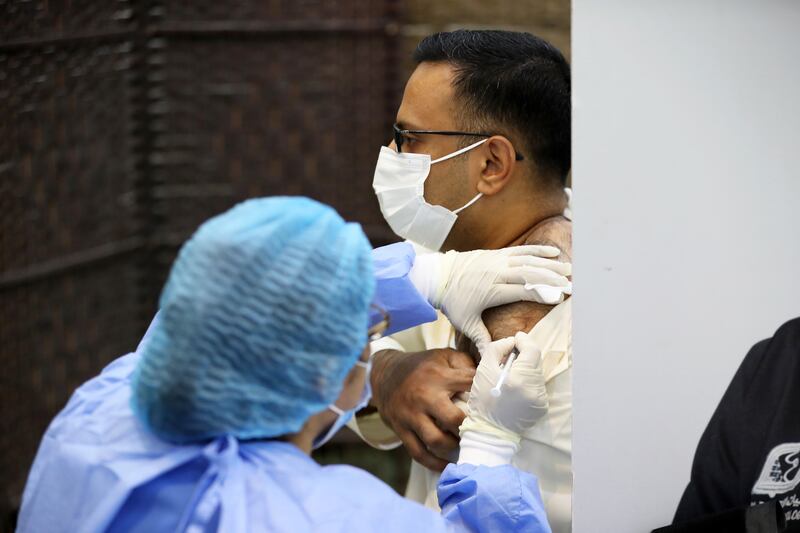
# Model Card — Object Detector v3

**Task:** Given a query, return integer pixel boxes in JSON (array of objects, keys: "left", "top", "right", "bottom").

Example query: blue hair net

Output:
[{"left": 131, "top": 197, "right": 375, "bottom": 443}]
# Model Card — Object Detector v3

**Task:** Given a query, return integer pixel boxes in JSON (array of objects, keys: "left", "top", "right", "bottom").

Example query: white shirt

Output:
[{"left": 350, "top": 299, "right": 573, "bottom": 533}]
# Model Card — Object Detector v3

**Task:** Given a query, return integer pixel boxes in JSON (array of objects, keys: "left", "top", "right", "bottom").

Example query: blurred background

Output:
[
  {"left": 0, "top": 0, "right": 569, "bottom": 528},
  {"left": 572, "top": 2, "right": 800, "bottom": 531}
]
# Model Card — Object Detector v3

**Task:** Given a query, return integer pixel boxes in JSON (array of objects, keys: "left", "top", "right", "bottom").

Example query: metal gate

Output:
[{"left": 0, "top": 1, "right": 401, "bottom": 523}]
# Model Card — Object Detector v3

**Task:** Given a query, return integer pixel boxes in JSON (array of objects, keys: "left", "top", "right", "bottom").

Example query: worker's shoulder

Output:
[
  {"left": 317, "top": 463, "right": 401, "bottom": 499},
  {"left": 317, "top": 464, "right": 445, "bottom": 529},
  {"left": 44, "top": 353, "right": 139, "bottom": 437}
]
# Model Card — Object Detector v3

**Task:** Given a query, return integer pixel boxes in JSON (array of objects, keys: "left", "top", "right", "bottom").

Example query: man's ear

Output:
[{"left": 475, "top": 136, "right": 518, "bottom": 197}]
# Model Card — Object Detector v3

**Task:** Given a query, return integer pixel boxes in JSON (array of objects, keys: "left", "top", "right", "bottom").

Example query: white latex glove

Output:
[
  {"left": 412, "top": 245, "right": 571, "bottom": 352},
  {"left": 457, "top": 333, "right": 549, "bottom": 466}
]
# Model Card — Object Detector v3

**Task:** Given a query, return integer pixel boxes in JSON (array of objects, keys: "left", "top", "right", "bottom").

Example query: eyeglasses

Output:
[
  {"left": 392, "top": 123, "right": 524, "bottom": 161},
  {"left": 367, "top": 304, "right": 390, "bottom": 342}
]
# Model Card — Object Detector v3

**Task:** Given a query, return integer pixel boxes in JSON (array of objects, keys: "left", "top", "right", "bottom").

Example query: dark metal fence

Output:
[{"left": 0, "top": 0, "right": 402, "bottom": 524}]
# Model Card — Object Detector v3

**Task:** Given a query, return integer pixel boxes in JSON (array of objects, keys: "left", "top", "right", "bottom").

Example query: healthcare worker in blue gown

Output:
[{"left": 16, "top": 196, "right": 571, "bottom": 533}]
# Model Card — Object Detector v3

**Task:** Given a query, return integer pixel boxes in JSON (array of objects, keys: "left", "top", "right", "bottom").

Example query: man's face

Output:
[{"left": 391, "top": 62, "right": 477, "bottom": 249}]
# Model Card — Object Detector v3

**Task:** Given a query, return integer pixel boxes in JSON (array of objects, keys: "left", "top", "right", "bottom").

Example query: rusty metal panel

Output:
[
  {"left": 0, "top": 0, "right": 135, "bottom": 43},
  {"left": 159, "top": 0, "right": 388, "bottom": 23},
  {"left": 1, "top": 1, "right": 400, "bottom": 525},
  {"left": 147, "top": 34, "right": 394, "bottom": 240},
  {"left": 0, "top": 259, "right": 143, "bottom": 522},
  {"left": 0, "top": 42, "right": 140, "bottom": 273}
]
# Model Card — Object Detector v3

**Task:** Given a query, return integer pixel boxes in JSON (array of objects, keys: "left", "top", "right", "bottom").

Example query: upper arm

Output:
[{"left": 456, "top": 216, "right": 572, "bottom": 358}]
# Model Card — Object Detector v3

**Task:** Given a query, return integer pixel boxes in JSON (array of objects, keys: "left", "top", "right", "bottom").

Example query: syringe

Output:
[{"left": 490, "top": 348, "right": 519, "bottom": 397}]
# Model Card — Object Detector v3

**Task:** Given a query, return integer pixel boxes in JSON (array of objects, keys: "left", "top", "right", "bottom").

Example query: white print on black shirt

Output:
[
  {"left": 775, "top": 494, "right": 800, "bottom": 522},
  {"left": 752, "top": 442, "right": 800, "bottom": 523},
  {"left": 752, "top": 443, "right": 800, "bottom": 498}
]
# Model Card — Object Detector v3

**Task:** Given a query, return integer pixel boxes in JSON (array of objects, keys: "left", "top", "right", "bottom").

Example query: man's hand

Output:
[{"left": 370, "top": 348, "right": 476, "bottom": 471}]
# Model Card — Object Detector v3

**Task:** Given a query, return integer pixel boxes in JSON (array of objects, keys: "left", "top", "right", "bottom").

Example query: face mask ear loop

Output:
[
  {"left": 430, "top": 138, "right": 488, "bottom": 165},
  {"left": 328, "top": 404, "right": 345, "bottom": 416},
  {"left": 452, "top": 192, "right": 483, "bottom": 215}
]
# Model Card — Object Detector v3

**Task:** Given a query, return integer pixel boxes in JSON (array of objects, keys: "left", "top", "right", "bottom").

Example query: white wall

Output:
[{"left": 572, "top": 1, "right": 800, "bottom": 531}]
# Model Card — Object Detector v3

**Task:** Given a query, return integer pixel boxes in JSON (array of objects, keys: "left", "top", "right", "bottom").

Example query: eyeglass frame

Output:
[
  {"left": 367, "top": 303, "right": 390, "bottom": 342},
  {"left": 392, "top": 123, "right": 524, "bottom": 161}
]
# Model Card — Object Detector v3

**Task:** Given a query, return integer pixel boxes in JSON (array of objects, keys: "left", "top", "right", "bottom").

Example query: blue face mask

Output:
[{"left": 312, "top": 360, "right": 372, "bottom": 449}]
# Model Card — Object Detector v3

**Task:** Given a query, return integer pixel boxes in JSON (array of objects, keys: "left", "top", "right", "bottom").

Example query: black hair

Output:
[{"left": 413, "top": 30, "right": 571, "bottom": 185}]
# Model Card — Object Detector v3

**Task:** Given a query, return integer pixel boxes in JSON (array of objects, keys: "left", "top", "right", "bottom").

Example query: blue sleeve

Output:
[
  {"left": 437, "top": 463, "right": 552, "bottom": 533},
  {"left": 371, "top": 242, "right": 437, "bottom": 335}
]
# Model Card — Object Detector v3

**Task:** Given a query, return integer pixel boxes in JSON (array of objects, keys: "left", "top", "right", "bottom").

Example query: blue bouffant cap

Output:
[{"left": 131, "top": 197, "right": 375, "bottom": 442}]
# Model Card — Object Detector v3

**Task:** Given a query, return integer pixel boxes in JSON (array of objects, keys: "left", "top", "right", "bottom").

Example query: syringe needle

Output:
[{"left": 490, "top": 348, "right": 519, "bottom": 398}]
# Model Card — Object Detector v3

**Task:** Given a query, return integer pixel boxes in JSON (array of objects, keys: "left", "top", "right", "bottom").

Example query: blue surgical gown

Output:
[{"left": 16, "top": 242, "right": 551, "bottom": 533}]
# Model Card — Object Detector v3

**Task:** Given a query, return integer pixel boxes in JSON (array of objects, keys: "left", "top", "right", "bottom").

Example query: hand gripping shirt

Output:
[{"left": 350, "top": 299, "right": 573, "bottom": 533}]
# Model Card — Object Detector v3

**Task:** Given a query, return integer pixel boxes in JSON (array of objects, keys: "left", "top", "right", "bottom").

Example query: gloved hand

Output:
[
  {"left": 458, "top": 332, "right": 548, "bottom": 466},
  {"left": 412, "top": 245, "right": 571, "bottom": 352}
]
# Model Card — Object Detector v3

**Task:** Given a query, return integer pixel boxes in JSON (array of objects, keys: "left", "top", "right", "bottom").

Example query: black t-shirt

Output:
[{"left": 674, "top": 317, "right": 800, "bottom": 528}]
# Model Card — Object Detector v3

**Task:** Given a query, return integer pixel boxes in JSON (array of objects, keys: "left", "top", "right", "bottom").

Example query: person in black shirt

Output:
[{"left": 674, "top": 317, "right": 800, "bottom": 529}]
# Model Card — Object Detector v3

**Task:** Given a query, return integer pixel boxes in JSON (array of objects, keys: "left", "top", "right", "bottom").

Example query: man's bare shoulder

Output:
[
  {"left": 483, "top": 215, "right": 572, "bottom": 337},
  {"left": 523, "top": 214, "right": 572, "bottom": 263},
  {"left": 456, "top": 215, "right": 572, "bottom": 359}
]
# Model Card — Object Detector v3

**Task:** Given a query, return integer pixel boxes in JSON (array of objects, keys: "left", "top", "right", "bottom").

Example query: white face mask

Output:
[
  {"left": 372, "top": 139, "right": 488, "bottom": 251},
  {"left": 312, "top": 360, "right": 372, "bottom": 450}
]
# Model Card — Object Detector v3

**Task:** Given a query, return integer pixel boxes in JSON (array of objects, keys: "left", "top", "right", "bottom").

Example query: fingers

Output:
[
  {"left": 443, "top": 350, "right": 477, "bottom": 388},
  {"left": 514, "top": 331, "right": 543, "bottom": 367},
  {"left": 499, "top": 268, "right": 571, "bottom": 290},
  {"left": 445, "top": 349, "right": 477, "bottom": 372},
  {"left": 398, "top": 426, "right": 449, "bottom": 472},
  {"left": 493, "top": 263, "right": 572, "bottom": 307},
  {"left": 489, "top": 284, "right": 567, "bottom": 307},
  {"left": 443, "top": 368, "right": 476, "bottom": 394},
  {"left": 524, "top": 284, "right": 568, "bottom": 305},
  {"left": 439, "top": 352, "right": 476, "bottom": 393},
  {"left": 418, "top": 413, "right": 460, "bottom": 457},
  {"left": 431, "top": 397, "right": 468, "bottom": 436},
  {"left": 508, "top": 255, "right": 572, "bottom": 276},
  {"left": 479, "top": 336, "right": 516, "bottom": 365},
  {"left": 465, "top": 321, "right": 492, "bottom": 352},
  {"left": 503, "top": 244, "right": 561, "bottom": 258}
]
